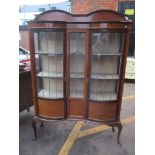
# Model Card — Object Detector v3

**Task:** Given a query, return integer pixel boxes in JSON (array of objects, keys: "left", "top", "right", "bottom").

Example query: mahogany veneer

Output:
[{"left": 28, "top": 10, "right": 132, "bottom": 146}]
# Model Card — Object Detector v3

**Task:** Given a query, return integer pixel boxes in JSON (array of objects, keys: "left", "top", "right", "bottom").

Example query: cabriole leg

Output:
[
  {"left": 112, "top": 127, "right": 115, "bottom": 132},
  {"left": 32, "top": 117, "right": 37, "bottom": 140},
  {"left": 116, "top": 123, "right": 122, "bottom": 147},
  {"left": 40, "top": 122, "right": 44, "bottom": 128}
]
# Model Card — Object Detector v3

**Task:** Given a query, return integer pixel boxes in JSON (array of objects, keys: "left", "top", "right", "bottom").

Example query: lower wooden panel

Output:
[
  {"left": 68, "top": 98, "right": 86, "bottom": 118},
  {"left": 38, "top": 99, "right": 65, "bottom": 118},
  {"left": 88, "top": 102, "right": 117, "bottom": 121}
]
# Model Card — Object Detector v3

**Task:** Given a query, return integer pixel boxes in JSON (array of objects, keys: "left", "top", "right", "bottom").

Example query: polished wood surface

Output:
[
  {"left": 28, "top": 10, "right": 132, "bottom": 122},
  {"left": 89, "top": 23, "right": 131, "bottom": 29},
  {"left": 28, "top": 23, "right": 66, "bottom": 29},
  {"left": 67, "top": 24, "right": 89, "bottom": 29},
  {"left": 68, "top": 99, "right": 86, "bottom": 118},
  {"left": 38, "top": 99, "right": 64, "bottom": 118},
  {"left": 29, "top": 30, "right": 38, "bottom": 115},
  {"left": 29, "top": 10, "right": 132, "bottom": 144},
  {"left": 116, "top": 29, "right": 131, "bottom": 120},
  {"left": 88, "top": 102, "right": 117, "bottom": 121},
  {"left": 31, "top": 10, "right": 131, "bottom": 23}
]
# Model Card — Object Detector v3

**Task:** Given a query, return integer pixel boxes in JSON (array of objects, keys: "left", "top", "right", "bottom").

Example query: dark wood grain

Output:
[
  {"left": 68, "top": 99, "right": 86, "bottom": 118},
  {"left": 116, "top": 29, "right": 131, "bottom": 120},
  {"left": 28, "top": 23, "right": 66, "bottom": 29},
  {"left": 29, "top": 30, "right": 38, "bottom": 115},
  {"left": 28, "top": 9, "right": 132, "bottom": 122},
  {"left": 88, "top": 102, "right": 117, "bottom": 121},
  {"left": 28, "top": 10, "right": 132, "bottom": 145},
  {"left": 31, "top": 10, "right": 131, "bottom": 23},
  {"left": 38, "top": 99, "right": 65, "bottom": 118}
]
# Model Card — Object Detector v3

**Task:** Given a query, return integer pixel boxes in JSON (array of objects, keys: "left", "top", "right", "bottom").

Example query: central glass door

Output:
[
  {"left": 68, "top": 32, "right": 87, "bottom": 118},
  {"left": 69, "top": 32, "right": 86, "bottom": 98}
]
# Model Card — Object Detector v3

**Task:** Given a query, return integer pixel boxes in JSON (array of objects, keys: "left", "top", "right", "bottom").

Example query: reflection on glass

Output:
[
  {"left": 38, "top": 78, "right": 63, "bottom": 98},
  {"left": 34, "top": 31, "right": 64, "bottom": 99},
  {"left": 70, "top": 33, "right": 86, "bottom": 98},
  {"left": 70, "top": 55, "right": 84, "bottom": 78},
  {"left": 38, "top": 32, "right": 63, "bottom": 53},
  {"left": 36, "top": 55, "right": 63, "bottom": 78},
  {"left": 70, "top": 79, "right": 83, "bottom": 98},
  {"left": 89, "top": 79, "right": 117, "bottom": 101},
  {"left": 92, "top": 33, "right": 124, "bottom": 54},
  {"left": 70, "top": 32, "right": 85, "bottom": 54},
  {"left": 90, "top": 32, "right": 124, "bottom": 101},
  {"left": 91, "top": 56, "right": 120, "bottom": 79}
]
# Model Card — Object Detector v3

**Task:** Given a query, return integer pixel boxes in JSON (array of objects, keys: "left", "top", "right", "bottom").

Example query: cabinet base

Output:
[{"left": 31, "top": 116, "right": 122, "bottom": 146}]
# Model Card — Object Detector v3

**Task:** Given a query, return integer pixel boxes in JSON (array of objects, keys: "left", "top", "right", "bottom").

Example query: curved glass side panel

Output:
[
  {"left": 34, "top": 31, "right": 64, "bottom": 99},
  {"left": 89, "top": 32, "right": 125, "bottom": 101}
]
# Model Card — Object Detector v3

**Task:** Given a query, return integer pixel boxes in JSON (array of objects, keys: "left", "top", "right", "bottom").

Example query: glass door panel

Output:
[
  {"left": 36, "top": 55, "right": 63, "bottom": 78},
  {"left": 70, "top": 79, "right": 84, "bottom": 98},
  {"left": 89, "top": 32, "right": 125, "bottom": 101},
  {"left": 37, "top": 31, "right": 63, "bottom": 54},
  {"left": 69, "top": 33, "right": 86, "bottom": 98},
  {"left": 92, "top": 33, "right": 124, "bottom": 55},
  {"left": 91, "top": 56, "right": 120, "bottom": 79},
  {"left": 37, "top": 78, "right": 64, "bottom": 98},
  {"left": 34, "top": 31, "right": 64, "bottom": 99},
  {"left": 90, "top": 79, "right": 118, "bottom": 101}
]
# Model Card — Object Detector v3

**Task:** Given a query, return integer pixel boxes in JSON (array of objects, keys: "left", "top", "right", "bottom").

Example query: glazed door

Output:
[
  {"left": 33, "top": 30, "right": 66, "bottom": 119},
  {"left": 67, "top": 31, "right": 88, "bottom": 118},
  {"left": 88, "top": 31, "right": 125, "bottom": 121}
]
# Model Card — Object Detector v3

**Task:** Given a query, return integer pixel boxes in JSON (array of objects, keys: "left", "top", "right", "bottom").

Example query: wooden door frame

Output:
[
  {"left": 87, "top": 28, "right": 130, "bottom": 121},
  {"left": 29, "top": 28, "right": 67, "bottom": 118},
  {"left": 66, "top": 29, "right": 89, "bottom": 118}
]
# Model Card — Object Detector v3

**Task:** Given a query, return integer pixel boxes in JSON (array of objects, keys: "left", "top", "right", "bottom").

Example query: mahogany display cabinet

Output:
[{"left": 28, "top": 10, "right": 132, "bottom": 146}]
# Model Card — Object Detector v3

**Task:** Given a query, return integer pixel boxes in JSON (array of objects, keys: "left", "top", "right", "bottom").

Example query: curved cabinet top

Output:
[{"left": 28, "top": 10, "right": 132, "bottom": 24}]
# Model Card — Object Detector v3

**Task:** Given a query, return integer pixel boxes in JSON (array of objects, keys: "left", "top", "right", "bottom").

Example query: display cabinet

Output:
[{"left": 28, "top": 10, "right": 132, "bottom": 146}]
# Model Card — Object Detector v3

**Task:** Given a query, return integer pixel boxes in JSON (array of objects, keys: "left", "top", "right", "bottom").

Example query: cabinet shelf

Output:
[
  {"left": 70, "top": 52, "right": 84, "bottom": 55},
  {"left": 37, "top": 72, "right": 63, "bottom": 78},
  {"left": 91, "top": 74, "right": 119, "bottom": 80},
  {"left": 70, "top": 90, "right": 83, "bottom": 98},
  {"left": 35, "top": 52, "right": 63, "bottom": 55},
  {"left": 89, "top": 92, "right": 117, "bottom": 101},
  {"left": 70, "top": 73, "right": 84, "bottom": 78},
  {"left": 38, "top": 89, "right": 63, "bottom": 98},
  {"left": 92, "top": 52, "right": 121, "bottom": 56}
]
